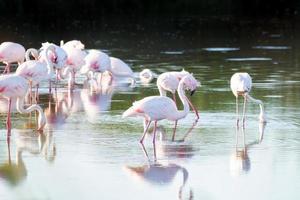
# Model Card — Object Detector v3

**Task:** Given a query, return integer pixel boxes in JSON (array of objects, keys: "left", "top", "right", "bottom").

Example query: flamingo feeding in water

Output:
[
  {"left": 139, "top": 69, "right": 156, "bottom": 84},
  {"left": 157, "top": 69, "right": 200, "bottom": 119},
  {"left": 0, "top": 74, "right": 46, "bottom": 136},
  {"left": 16, "top": 45, "right": 56, "bottom": 101},
  {"left": 230, "top": 72, "right": 267, "bottom": 128},
  {"left": 122, "top": 74, "right": 198, "bottom": 144},
  {"left": 109, "top": 57, "right": 135, "bottom": 85},
  {"left": 61, "top": 46, "right": 86, "bottom": 87},
  {"left": 0, "top": 42, "right": 25, "bottom": 73},
  {"left": 80, "top": 50, "right": 112, "bottom": 86}
]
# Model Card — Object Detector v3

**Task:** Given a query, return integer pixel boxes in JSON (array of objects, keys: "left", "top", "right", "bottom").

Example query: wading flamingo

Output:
[
  {"left": 122, "top": 74, "right": 198, "bottom": 144},
  {"left": 0, "top": 42, "right": 25, "bottom": 73},
  {"left": 40, "top": 42, "right": 67, "bottom": 84},
  {"left": 157, "top": 69, "right": 200, "bottom": 119},
  {"left": 139, "top": 69, "right": 156, "bottom": 84},
  {"left": 230, "top": 72, "right": 266, "bottom": 128},
  {"left": 60, "top": 40, "right": 85, "bottom": 50},
  {"left": 0, "top": 74, "right": 46, "bottom": 136},
  {"left": 80, "top": 50, "right": 112, "bottom": 86},
  {"left": 109, "top": 57, "right": 135, "bottom": 85},
  {"left": 61, "top": 46, "right": 86, "bottom": 87},
  {"left": 16, "top": 45, "right": 56, "bottom": 102}
]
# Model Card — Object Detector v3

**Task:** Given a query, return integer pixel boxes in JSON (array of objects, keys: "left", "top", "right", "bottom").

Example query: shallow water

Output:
[{"left": 1, "top": 22, "right": 300, "bottom": 200}]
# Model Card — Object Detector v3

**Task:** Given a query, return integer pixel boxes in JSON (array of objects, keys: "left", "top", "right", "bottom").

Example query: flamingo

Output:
[
  {"left": 0, "top": 74, "right": 46, "bottom": 136},
  {"left": 109, "top": 57, "right": 135, "bottom": 85},
  {"left": 80, "top": 50, "right": 112, "bottom": 86},
  {"left": 0, "top": 42, "right": 25, "bottom": 73},
  {"left": 122, "top": 74, "right": 198, "bottom": 144},
  {"left": 16, "top": 45, "right": 56, "bottom": 101},
  {"left": 61, "top": 46, "right": 86, "bottom": 87},
  {"left": 230, "top": 72, "right": 266, "bottom": 128},
  {"left": 139, "top": 69, "right": 156, "bottom": 84},
  {"left": 157, "top": 69, "right": 200, "bottom": 119},
  {"left": 60, "top": 40, "right": 85, "bottom": 50},
  {"left": 39, "top": 42, "right": 67, "bottom": 84}
]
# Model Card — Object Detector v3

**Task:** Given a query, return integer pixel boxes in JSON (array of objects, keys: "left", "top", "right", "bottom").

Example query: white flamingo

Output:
[
  {"left": 122, "top": 74, "right": 198, "bottom": 144},
  {"left": 139, "top": 69, "right": 156, "bottom": 84},
  {"left": 157, "top": 69, "right": 200, "bottom": 119},
  {"left": 0, "top": 42, "right": 25, "bottom": 73},
  {"left": 230, "top": 72, "right": 266, "bottom": 128},
  {"left": 0, "top": 74, "right": 46, "bottom": 136}
]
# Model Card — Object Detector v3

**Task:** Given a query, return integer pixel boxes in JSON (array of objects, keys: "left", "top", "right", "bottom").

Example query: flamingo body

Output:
[
  {"left": 0, "top": 42, "right": 25, "bottom": 64},
  {"left": 110, "top": 57, "right": 134, "bottom": 78},
  {"left": 61, "top": 40, "right": 85, "bottom": 50}
]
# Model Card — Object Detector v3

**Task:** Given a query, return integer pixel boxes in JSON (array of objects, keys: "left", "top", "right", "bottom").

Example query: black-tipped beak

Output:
[{"left": 190, "top": 90, "right": 196, "bottom": 96}]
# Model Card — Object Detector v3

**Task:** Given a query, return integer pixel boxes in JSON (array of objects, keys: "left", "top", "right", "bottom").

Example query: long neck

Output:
[
  {"left": 16, "top": 96, "right": 46, "bottom": 130},
  {"left": 175, "top": 81, "right": 190, "bottom": 120},
  {"left": 43, "top": 46, "right": 54, "bottom": 76},
  {"left": 157, "top": 82, "right": 167, "bottom": 96},
  {"left": 60, "top": 67, "right": 73, "bottom": 88},
  {"left": 25, "top": 48, "right": 38, "bottom": 61},
  {"left": 245, "top": 93, "right": 266, "bottom": 122}
]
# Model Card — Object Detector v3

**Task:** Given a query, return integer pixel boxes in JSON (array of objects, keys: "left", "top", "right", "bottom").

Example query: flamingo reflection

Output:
[
  {"left": 230, "top": 122, "right": 266, "bottom": 176},
  {"left": 125, "top": 146, "right": 193, "bottom": 200}
]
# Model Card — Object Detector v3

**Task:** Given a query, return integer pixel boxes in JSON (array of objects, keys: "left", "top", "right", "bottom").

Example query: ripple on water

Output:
[
  {"left": 226, "top": 57, "right": 272, "bottom": 61},
  {"left": 202, "top": 47, "right": 240, "bottom": 52},
  {"left": 160, "top": 51, "right": 184, "bottom": 55},
  {"left": 252, "top": 46, "right": 291, "bottom": 50}
]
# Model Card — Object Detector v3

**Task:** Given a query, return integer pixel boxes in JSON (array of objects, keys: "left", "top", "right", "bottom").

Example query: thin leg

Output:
[
  {"left": 172, "top": 120, "right": 178, "bottom": 141},
  {"left": 49, "top": 80, "right": 52, "bottom": 94},
  {"left": 3, "top": 63, "right": 10, "bottom": 74},
  {"left": 6, "top": 98, "right": 12, "bottom": 136},
  {"left": 152, "top": 121, "right": 158, "bottom": 161},
  {"left": 186, "top": 97, "right": 199, "bottom": 119},
  {"left": 242, "top": 96, "right": 247, "bottom": 148},
  {"left": 29, "top": 81, "right": 32, "bottom": 105},
  {"left": 172, "top": 93, "right": 177, "bottom": 108},
  {"left": 236, "top": 96, "right": 239, "bottom": 148},
  {"left": 36, "top": 84, "right": 39, "bottom": 103},
  {"left": 139, "top": 143, "right": 151, "bottom": 163},
  {"left": 7, "top": 136, "right": 11, "bottom": 164},
  {"left": 140, "top": 120, "right": 152, "bottom": 144}
]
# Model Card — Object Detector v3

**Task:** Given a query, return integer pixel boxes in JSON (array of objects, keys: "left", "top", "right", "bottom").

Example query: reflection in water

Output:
[
  {"left": 230, "top": 123, "right": 266, "bottom": 176},
  {"left": 0, "top": 129, "right": 55, "bottom": 185},
  {"left": 45, "top": 89, "right": 83, "bottom": 127},
  {"left": 81, "top": 82, "right": 115, "bottom": 123},
  {"left": 125, "top": 145, "right": 193, "bottom": 200},
  {"left": 0, "top": 97, "right": 17, "bottom": 113}
]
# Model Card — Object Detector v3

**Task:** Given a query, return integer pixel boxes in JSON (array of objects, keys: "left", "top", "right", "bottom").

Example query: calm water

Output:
[{"left": 1, "top": 22, "right": 300, "bottom": 200}]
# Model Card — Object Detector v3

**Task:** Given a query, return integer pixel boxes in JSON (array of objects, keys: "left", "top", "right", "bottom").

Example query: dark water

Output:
[{"left": 0, "top": 21, "right": 300, "bottom": 200}]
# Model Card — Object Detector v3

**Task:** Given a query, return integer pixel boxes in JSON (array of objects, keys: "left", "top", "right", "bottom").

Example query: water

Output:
[{"left": 1, "top": 20, "right": 300, "bottom": 200}]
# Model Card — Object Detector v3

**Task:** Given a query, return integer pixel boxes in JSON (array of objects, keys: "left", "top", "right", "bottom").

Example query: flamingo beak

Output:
[{"left": 190, "top": 90, "right": 196, "bottom": 96}]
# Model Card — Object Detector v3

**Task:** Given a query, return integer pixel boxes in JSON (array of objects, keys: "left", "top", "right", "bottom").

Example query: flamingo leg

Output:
[
  {"left": 140, "top": 120, "right": 152, "bottom": 144},
  {"left": 7, "top": 136, "right": 11, "bottom": 164},
  {"left": 29, "top": 81, "right": 33, "bottom": 105},
  {"left": 235, "top": 96, "right": 239, "bottom": 148},
  {"left": 242, "top": 95, "right": 247, "bottom": 148},
  {"left": 152, "top": 121, "right": 158, "bottom": 161},
  {"left": 172, "top": 120, "right": 178, "bottom": 141},
  {"left": 172, "top": 93, "right": 177, "bottom": 108},
  {"left": 186, "top": 97, "right": 199, "bottom": 119},
  {"left": 6, "top": 98, "right": 12, "bottom": 136},
  {"left": 36, "top": 84, "right": 39, "bottom": 103},
  {"left": 3, "top": 63, "right": 10, "bottom": 74}
]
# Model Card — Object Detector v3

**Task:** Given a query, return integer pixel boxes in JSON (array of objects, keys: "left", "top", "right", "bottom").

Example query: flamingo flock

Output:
[{"left": 0, "top": 40, "right": 267, "bottom": 151}]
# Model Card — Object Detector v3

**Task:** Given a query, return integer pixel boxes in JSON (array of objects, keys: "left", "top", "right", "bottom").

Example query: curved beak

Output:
[{"left": 190, "top": 90, "right": 196, "bottom": 96}]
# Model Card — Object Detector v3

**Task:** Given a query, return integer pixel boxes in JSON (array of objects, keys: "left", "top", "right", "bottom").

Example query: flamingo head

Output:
[{"left": 181, "top": 74, "right": 201, "bottom": 96}]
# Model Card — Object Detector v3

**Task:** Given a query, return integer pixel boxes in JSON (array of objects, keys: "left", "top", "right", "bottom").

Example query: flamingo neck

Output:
[
  {"left": 43, "top": 46, "right": 54, "bottom": 77},
  {"left": 157, "top": 82, "right": 167, "bottom": 96},
  {"left": 25, "top": 48, "right": 38, "bottom": 61},
  {"left": 16, "top": 96, "right": 46, "bottom": 130},
  {"left": 60, "top": 67, "right": 73, "bottom": 88},
  {"left": 175, "top": 81, "right": 190, "bottom": 120}
]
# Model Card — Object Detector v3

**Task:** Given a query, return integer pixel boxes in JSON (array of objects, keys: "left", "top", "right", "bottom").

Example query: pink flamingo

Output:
[
  {"left": 0, "top": 74, "right": 46, "bottom": 136},
  {"left": 0, "top": 42, "right": 25, "bottom": 73},
  {"left": 109, "top": 57, "right": 135, "bottom": 85},
  {"left": 16, "top": 45, "right": 56, "bottom": 101},
  {"left": 157, "top": 69, "right": 200, "bottom": 119},
  {"left": 39, "top": 42, "right": 67, "bottom": 85},
  {"left": 122, "top": 74, "right": 198, "bottom": 144},
  {"left": 61, "top": 46, "right": 86, "bottom": 87},
  {"left": 60, "top": 40, "right": 85, "bottom": 50},
  {"left": 80, "top": 50, "right": 112, "bottom": 86},
  {"left": 139, "top": 69, "right": 157, "bottom": 84}
]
